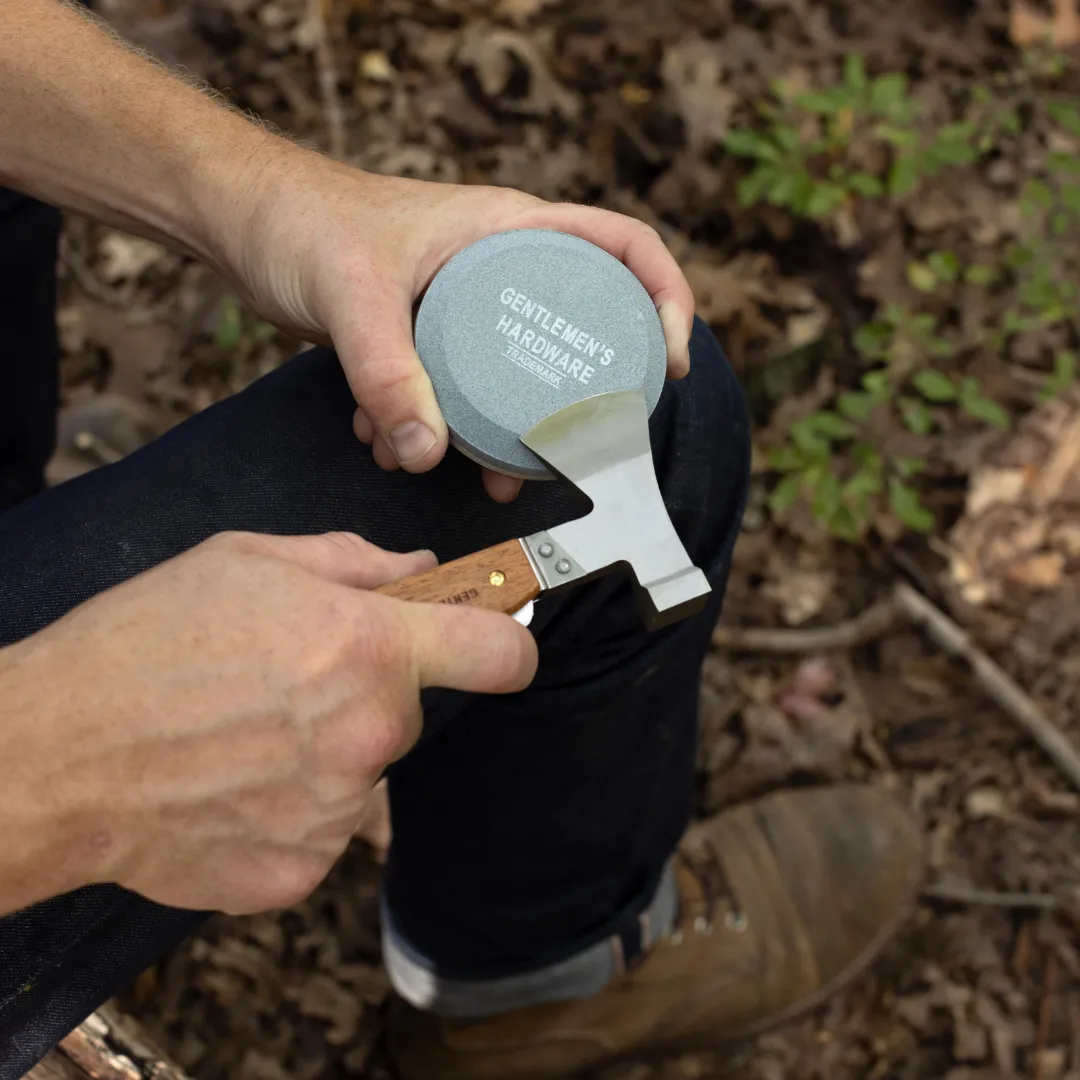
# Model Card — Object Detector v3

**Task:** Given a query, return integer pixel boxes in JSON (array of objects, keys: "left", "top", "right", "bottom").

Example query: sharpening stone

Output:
[{"left": 414, "top": 228, "right": 667, "bottom": 480}]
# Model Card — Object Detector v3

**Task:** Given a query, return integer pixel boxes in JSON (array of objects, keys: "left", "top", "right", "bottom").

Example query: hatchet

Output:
[{"left": 375, "top": 387, "right": 710, "bottom": 630}]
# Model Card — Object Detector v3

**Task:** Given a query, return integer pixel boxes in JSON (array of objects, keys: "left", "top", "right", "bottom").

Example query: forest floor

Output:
[{"left": 50, "top": 0, "right": 1080, "bottom": 1076}]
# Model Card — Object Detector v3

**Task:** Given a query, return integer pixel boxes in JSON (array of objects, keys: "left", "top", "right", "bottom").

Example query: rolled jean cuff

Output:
[{"left": 381, "top": 860, "right": 679, "bottom": 1019}]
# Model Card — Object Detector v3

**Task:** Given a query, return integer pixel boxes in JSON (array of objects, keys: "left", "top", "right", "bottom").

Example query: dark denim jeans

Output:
[{"left": 0, "top": 190, "right": 750, "bottom": 1078}]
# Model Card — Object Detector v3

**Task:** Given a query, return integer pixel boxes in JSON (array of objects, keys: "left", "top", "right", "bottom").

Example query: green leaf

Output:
[
  {"left": 811, "top": 471, "right": 844, "bottom": 520},
  {"left": 737, "top": 168, "right": 777, "bottom": 207},
  {"left": 809, "top": 411, "right": 859, "bottom": 439},
  {"left": 838, "top": 391, "right": 876, "bottom": 421},
  {"left": 1048, "top": 152, "right": 1080, "bottom": 175},
  {"left": 844, "top": 53, "right": 868, "bottom": 93},
  {"left": 724, "top": 130, "right": 781, "bottom": 161},
  {"left": 889, "top": 156, "right": 920, "bottom": 197},
  {"left": 893, "top": 456, "right": 927, "bottom": 479},
  {"left": 927, "top": 250, "right": 960, "bottom": 283},
  {"left": 852, "top": 442, "right": 883, "bottom": 470},
  {"left": 875, "top": 124, "right": 920, "bottom": 149},
  {"left": 796, "top": 87, "right": 854, "bottom": 115},
  {"left": 848, "top": 171, "right": 884, "bottom": 197},
  {"left": 912, "top": 369, "right": 958, "bottom": 402},
  {"left": 1054, "top": 349, "right": 1078, "bottom": 382},
  {"left": 843, "top": 468, "right": 883, "bottom": 497},
  {"left": 1021, "top": 177, "right": 1055, "bottom": 213},
  {"left": 870, "top": 73, "right": 909, "bottom": 116},
  {"left": 1041, "top": 350, "right": 1078, "bottom": 402},
  {"left": 900, "top": 398, "right": 934, "bottom": 435},
  {"left": 805, "top": 182, "right": 848, "bottom": 217},
  {"left": 999, "top": 108, "right": 1022, "bottom": 135},
  {"left": 923, "top": 139, "right": 978, "bottom": 168},
  {"left": 854, "top": 324, "right": 892, "bottom": 360},
  {"left": 861, "top": 368, "right": 891, "bottom": 395},
  {"left": 767, "top": 444, "right": 805, "bottom": 472},
  {"left": 1046, "top": 99, "right": 1080, "bottom": 138},
  {"left": 889, "top": 480, "right": 935, "bottom": 532},
  {"left": 906, "top": 261, "right": 938, "bottom": 293},
  {"left": 772, "top": 124, "right": 801, "bottom": 153},
  {"left": 1061, "top": 183, "right": 1080, "bottom": 214},
  {"left": 964, "top": 264, "right": 999, "bottom": 287},
  {"left": 1051, "top": 210, "right": 1073, "bottom": 237},
  {"left": 790, "top": 417, "right": 831, "bottom": 456},
  {"left": 216, "top": 297, "right": 243, "bottom": 351},
  {"left": 769, "top": 472, "right": 804, "bottom": 515},
  {"left": 959, "top": 380, "right": 1010, "bottom": 429},
  {"left": 828, "top": 505, "right": 866, "bottom": 543}
]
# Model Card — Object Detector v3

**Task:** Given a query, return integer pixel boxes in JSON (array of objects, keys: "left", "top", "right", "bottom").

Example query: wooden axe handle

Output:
[{"left": 374, "top": 538, "right": 542, "bottom": 615}]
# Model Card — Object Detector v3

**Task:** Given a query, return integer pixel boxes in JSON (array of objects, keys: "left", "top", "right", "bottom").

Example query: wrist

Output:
[{"left": 0, "top": 638, "right": 115, "bottom": 912}]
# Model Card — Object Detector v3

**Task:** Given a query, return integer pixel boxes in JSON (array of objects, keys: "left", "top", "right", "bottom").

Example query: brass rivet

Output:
[{"left": 489, "top": 570, "right": 506, "bottom": 587}]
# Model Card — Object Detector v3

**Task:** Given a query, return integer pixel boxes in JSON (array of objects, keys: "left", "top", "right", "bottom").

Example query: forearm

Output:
[
  {"left": 0, "top": 638, "right": 99, "bottom": 915},
  {"left": 0, "top": 0, "right": 294, "bottom": 273}
]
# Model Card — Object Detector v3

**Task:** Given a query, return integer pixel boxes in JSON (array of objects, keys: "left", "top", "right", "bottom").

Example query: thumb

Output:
[
  {"left": 333, "top": 290, "right": 449, "bottom": 472},
  {"left": 244, "top": 531, "right": 438, "bottom": 588},
  {"left": 395, "top": 601, "right": 539, "bottom": 695}
]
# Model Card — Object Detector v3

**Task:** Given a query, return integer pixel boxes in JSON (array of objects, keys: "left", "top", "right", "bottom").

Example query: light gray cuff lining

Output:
[{"left": 381, "top": 860, "right": 678, "bottom": 1019}]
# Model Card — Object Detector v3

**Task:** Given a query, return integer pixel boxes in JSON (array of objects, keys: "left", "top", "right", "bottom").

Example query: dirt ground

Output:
[{"left": 52, "top": 0, "right": 1080, "bottom": 1076}]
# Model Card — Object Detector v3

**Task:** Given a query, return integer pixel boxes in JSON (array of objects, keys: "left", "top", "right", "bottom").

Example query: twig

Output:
[
  {"left": 894, "top": 582, "right": 1080, "bottom": 793},
  {"left": 922, "top": 882, "right": 1058, "bottom": 911},
  {"left": 713, "top": 596, "right": 898, "bottom": 653},
  {"left": 1033, "top": 953, "right": 1058, "bottom": 1080},
  {"left": 307, "top": 0, "right": 346, "bottom": 159}
]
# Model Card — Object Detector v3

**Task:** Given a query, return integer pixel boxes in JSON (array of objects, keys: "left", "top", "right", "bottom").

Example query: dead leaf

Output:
[
  {"left": 97, "top": 232, "right": 168, "bottom": 283},
  {"left": 1009, "top": 0, "right": 1080, "bottom": 47},
  {"left": 457, "top": 25, "right": 581, "bottom": 119},
  {"left": 282, "top": 973, "right": 362, "bottom": 1045},
  {"left": 358, "top": 49, "right": 394, "bottom": 81},
  {"left": 659, "top": 39, "right": 736, "bottom": 151},
  {"left": 965, "top": 787, "right": 1007, "bottom": 819},
  {"left": 495, "top": 0, "right": 561, "bottom": 24}
]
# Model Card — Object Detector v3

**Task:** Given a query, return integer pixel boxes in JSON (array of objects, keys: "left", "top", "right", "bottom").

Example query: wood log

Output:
[{"left": 23, "top": 1004, "right": 191, "bottom": 1080}]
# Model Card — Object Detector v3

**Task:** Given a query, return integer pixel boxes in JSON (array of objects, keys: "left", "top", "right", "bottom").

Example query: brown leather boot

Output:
[{"left": 387, "top": 783, "right": 923, "bottom": 1080}]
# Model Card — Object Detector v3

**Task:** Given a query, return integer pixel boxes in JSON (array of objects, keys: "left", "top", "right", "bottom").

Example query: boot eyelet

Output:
[{"left": 725, "top": 909, "right": 748, "bottom": 933}]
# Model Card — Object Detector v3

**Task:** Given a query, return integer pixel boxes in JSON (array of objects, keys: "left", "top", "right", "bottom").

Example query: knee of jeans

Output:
[{"left": 652, "top": 317, "right": 750, "bottom": 585}]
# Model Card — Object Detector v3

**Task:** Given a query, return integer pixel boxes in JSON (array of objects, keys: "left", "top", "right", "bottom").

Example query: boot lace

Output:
[{"left": 675, "top": 837, "right": 747, "bottom": 942}]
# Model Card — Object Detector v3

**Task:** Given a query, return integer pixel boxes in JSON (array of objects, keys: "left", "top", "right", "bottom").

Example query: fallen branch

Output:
[
  {"left": 894, "top": 582, "right": 1080, "bottom": 793},
  {"left": 712, "top": 596, "right": 898, "bottom": 653},
  {"left": 24, "top": 1005, "right": 191, "bottom": 1080},
  {"left": 922, "top": 882, "right": 1058, "bottom": 911},
  {"left": 307, "top": 0, "right": 347, "bottom": 159}
]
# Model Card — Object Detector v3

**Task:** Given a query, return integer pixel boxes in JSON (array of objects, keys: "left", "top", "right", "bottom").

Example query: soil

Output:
[{"left": 46, "top": 0, "right": 1080, "bottom": 1076}]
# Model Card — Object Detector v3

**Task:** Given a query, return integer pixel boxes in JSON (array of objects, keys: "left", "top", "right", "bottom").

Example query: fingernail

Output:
[
  {"left": 388, "top": 422, "right": 436, "bottom": 464},
  {"left": 658, "top": 304, "right": 692, "bottom": 377}
]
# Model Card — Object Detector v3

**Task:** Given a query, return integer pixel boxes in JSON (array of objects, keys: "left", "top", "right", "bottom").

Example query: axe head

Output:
[{"left": 519, "top": 389, "right": 711, "bottom": 631}]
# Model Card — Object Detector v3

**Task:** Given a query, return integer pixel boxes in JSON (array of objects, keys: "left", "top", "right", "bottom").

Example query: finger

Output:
[
  {"left": 397, "top": 602, "right": 538, "bottom": 694},
  {"left": 372, "top": 434, "right": 399, "bottom": 472},
  {"left": 482, "top": 468, "right": 524, "bottom": 503},
  {"left": 352, "top": 406, "right": 374, "bottom": 444},
  {"left": 515, "top": 203, "right": 694, "bottom": 378},
  {"left": 332, "top": 287, "right": 448, "bottom": 472},
  {"left": 244, "top": 531, "right": 437, "bottom": 588}
]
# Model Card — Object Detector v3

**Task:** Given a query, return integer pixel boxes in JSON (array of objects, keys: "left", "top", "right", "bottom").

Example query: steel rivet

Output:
[
  {"left": 489, "top": 570, "right": 506, "bottom": 587},
  {"left": 538, "top": 543, "right": 554, "bottom": 558},
  {"left": 555, "top": 559, "right": 572, "bottom": 574}
]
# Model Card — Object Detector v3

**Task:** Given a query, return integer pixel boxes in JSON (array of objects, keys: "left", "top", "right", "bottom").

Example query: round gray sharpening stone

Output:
[{"left": 414, "top": 229, "right": 667, "bottom": 481}]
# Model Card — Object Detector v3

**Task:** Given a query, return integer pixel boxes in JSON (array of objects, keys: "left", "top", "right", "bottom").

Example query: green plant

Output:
[{"left": 725, "top": 54, "right": 980, "bottom": 220}]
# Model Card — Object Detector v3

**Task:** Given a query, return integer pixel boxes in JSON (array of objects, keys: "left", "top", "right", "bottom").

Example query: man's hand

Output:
[
  {"left": 227, "top": 163, "right": 695, "bottom": 502},
  {"left": 0, "top": 532, "right": 537, "bottom": 917},
  {"left": 2, "top": 0, "right": 694, "bottom": 500}
]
